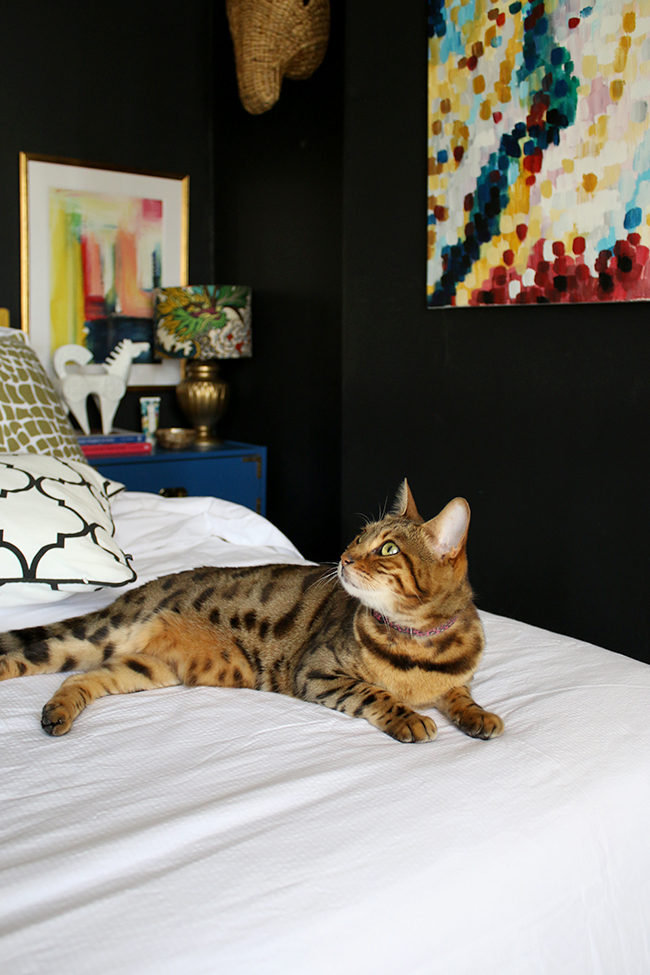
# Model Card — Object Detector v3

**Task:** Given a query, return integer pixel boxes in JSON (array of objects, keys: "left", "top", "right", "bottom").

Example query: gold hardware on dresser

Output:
[{"left": 242, "top": 454, "right": 263, "bottom": 479}]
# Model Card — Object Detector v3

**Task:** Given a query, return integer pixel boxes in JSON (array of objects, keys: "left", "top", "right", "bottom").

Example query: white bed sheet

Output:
[{"left": 1, "top": 493, "right": 649, "bottom": 975}]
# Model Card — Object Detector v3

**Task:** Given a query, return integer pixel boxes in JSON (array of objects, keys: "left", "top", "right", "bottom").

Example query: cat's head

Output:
[{"left": 337, "top": 480, "right": 473, "bottom": 620}]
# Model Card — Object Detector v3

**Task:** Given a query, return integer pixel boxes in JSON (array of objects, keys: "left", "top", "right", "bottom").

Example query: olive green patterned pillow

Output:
[{"left": 0, "top": 329, "right": 84, "bottom": 461}]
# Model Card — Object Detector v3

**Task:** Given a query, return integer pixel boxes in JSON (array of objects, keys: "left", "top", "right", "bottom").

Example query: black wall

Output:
[
  {"left": 2, "top": 2, "right": 649, "bottom": 663},
  {"left": 341, "top": 3, "right": 650, "bottom": 662},
  {"left": 210, "top": 2, "right": 344, "bottom": 563}
]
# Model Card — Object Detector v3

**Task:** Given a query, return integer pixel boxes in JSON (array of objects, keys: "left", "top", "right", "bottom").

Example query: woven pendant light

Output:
[{"left": 226, "top": 0, "right": 330, "bottom": 115}]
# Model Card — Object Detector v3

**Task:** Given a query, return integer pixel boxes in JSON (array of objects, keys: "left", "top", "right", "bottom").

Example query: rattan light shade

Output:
[{"left": 226, "top": 0, "right": 330, "bottom": 115}]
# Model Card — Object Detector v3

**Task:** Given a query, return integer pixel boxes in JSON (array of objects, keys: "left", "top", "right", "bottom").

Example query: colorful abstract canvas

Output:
[
  {"left": 427, "top": 0, "right": 650, "bottom": 306},
  {"left": 49, "top": 190, "right": 162, "bottom": 361}
]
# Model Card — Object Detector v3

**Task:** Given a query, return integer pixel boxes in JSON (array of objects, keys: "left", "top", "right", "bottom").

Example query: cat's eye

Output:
[
  {"left": 379, "top": 541, "right": 400, "bottom": 556},
  {"left": 356, "top": 532, "right": 365, "bottom": 544}
]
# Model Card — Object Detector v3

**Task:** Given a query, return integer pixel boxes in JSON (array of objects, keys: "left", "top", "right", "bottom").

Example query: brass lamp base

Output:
[{"left": 175, "top": 360, "right": 229, "bottom": 448}]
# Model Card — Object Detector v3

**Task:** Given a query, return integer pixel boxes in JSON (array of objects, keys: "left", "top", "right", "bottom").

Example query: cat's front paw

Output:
[
  {"left": 460, "top": 709, "right": 504, "bottom": 740},
  {"left": 41, "top": 701, "right": 74, "bottom": 736},
  {"left": 385, "top": 710, "right": 438, "bottom": 743}
]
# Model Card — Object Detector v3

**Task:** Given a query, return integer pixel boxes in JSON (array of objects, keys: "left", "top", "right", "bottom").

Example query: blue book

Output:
[{"left": 76, "top": 428, "right": 147, "bottom": 446}]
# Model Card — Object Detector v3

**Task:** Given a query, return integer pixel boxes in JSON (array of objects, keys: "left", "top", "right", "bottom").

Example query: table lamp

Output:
[{"left": 153, "top": 285, "right": 252, "bottom": 448}]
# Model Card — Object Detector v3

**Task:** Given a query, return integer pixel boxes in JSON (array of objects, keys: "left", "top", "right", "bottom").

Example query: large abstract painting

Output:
[
  {"left": 21, "top": 155, "right": 188, "bottom": 385},
  {"left": 427, "top": 0, "right": 650, "bottom": 307}
]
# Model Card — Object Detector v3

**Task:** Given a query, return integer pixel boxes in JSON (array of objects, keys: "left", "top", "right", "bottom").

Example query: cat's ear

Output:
[
  {"left": 423, "top": 498, "right": 470, "bottom": 560},
  {"left": 392, "top": 479, "right": 424, "bottom": 524}
]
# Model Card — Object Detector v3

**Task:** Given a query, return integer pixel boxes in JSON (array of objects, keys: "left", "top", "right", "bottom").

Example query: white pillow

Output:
[{"left": 0, "top": 454, "right": 135, "bottom": 607}]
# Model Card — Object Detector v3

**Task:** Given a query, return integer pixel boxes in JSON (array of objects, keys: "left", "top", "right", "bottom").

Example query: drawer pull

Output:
[{"left": 243, "top": 455, "right": 263, "bottom": 479}]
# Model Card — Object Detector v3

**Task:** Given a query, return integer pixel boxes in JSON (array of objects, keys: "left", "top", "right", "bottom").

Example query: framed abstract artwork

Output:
[
  {"left": 20, "top": 153, "right": 189, "bottom": 385},
  {"left": 427, "top": 0, "right": 650, "bottom": 307}
]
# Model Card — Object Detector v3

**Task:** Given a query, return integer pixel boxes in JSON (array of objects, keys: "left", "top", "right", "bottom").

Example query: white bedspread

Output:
[{"left": 1, "top": 494, "right": 649, "bottom": 975}]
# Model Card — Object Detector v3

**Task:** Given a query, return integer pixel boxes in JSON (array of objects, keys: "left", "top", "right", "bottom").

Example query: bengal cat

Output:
[{"left": 0, "top": 481, "right": 504, "bottom": 743}]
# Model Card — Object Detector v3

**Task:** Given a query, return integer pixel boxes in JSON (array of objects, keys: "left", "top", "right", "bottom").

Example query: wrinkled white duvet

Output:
[{"left": 1, "top": 494, "right": 649, "bottom": 975}]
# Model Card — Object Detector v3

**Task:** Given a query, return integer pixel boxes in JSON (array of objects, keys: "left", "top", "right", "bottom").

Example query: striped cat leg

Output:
[
  {"left": 0, "top": 625, "right": 96, "bottom": 680},
  {"left": 41, "top": 654, "right": 180, "bottom": 736},
  {"left": 0, "top": 619, "right": 131, "bottom": 680},
  {"left": 0, "top": 649, "right": 54, "bottom": 681},
  {"left": 300, "top": 673, "right": 437, "bottom": 742},
  {"left": 435, "top": 685, "right": 504, "bottom": 739}
]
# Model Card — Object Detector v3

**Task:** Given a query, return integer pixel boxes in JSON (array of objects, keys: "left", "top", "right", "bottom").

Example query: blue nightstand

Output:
[{"left": 87, "top": 440, "right": 267, "bottom": 515}]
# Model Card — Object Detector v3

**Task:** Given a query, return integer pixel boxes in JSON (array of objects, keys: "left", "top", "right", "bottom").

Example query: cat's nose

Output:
[{"left": 341, "top": 554, "right": 355, "bottom": 566}]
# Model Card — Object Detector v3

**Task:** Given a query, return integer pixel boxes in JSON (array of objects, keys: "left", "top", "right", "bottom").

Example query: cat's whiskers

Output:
[
  {"left": 306, "top": 565, "right": 339, "bottom": 593},
  {"left": 361, "top": 500, "right": 389, "bottom": 529}
]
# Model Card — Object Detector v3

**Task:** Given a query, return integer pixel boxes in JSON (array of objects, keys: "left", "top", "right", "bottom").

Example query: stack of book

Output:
[{"left": 77, "top": 429, "right": 152, "bottom": 459}]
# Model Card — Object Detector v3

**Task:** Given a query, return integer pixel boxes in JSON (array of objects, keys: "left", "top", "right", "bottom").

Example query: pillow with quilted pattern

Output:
[
  {"left": 0, "top": 328, "right": 85, "bottom": 461},
  {"left": 0, "top": 453, "right": 135, "bottom": 607}
]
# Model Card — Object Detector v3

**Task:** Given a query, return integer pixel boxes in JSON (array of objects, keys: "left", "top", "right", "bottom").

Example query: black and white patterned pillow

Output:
[{"left": 0, "top": 454, "right": 136, "bottom": 606}]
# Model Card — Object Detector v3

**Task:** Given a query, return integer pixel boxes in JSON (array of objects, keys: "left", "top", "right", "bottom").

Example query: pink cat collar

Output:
[{"left": 371, "top": 610, "right": 458, "bottom": 638}]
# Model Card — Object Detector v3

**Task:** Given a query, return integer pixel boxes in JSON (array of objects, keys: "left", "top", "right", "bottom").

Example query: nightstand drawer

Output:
[{"left": 88, "top": 442, "right": 266, "bottom": 515}]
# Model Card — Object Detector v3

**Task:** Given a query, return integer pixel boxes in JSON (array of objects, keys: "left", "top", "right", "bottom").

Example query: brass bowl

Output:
[{"left": 155, "top": 427, "right": 196, "bottom": 451}]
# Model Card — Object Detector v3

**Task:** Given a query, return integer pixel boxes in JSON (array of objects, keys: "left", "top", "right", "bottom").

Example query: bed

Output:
[{"left": 1, "top": 329, "right": 650, "bottom": 975}]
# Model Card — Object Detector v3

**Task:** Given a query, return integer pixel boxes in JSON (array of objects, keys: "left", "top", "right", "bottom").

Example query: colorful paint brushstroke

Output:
[
  {"left": 427, "top": 0, "right": 650, "bottom": 306},
  {"left": 49, "top": 190, "right": 162, "bottom": 359}
]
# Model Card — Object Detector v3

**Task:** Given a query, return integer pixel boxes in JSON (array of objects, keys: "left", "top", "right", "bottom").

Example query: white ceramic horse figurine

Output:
[{"left": 53, "top": 339, "right": 150, "bottom": 435}]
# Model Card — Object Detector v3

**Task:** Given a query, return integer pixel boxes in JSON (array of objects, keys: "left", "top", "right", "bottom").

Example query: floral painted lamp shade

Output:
[
  {"left": 152, "top": 285, "right": 252, "bottom": 449},
  {"left": 153, "top": 285, "right": 252, "bottom": 361}
]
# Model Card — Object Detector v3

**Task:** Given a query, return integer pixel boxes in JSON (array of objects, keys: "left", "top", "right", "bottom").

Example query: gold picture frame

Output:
[{"left": 20, "top": 152, "right": 189, "bottom": 386}]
